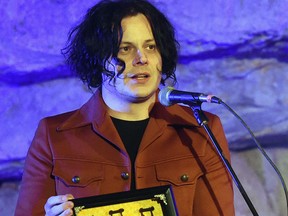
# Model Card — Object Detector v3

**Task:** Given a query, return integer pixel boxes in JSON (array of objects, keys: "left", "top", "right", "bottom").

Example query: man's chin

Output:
[{"left": 127, "top": 92, "right": 156, "bottom": 103}]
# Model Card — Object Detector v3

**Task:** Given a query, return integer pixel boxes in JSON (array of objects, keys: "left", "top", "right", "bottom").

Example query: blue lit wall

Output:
[{"left": 0, "top": 1, "right": 287, "bottom": 215}]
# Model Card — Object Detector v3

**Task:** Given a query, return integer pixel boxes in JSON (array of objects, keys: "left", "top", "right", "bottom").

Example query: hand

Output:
[{"left": 44, "top": 194, "right": 74, "bottom": 216}]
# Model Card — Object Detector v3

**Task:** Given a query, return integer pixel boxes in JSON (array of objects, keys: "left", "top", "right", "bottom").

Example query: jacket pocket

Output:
[
  {"left": 155, "top": 158, "right": 201, "bottom": 186},
  {"left": 155, "top": 158, "right": 202, "bottom": 216},
  {"left": 52, "top": 159, "right": 104, "bottom": 197}
]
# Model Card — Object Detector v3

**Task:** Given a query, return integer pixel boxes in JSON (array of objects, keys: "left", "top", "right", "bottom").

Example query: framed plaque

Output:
[{"left": 72, "top": 185, "right": 178, "bottom": 216}]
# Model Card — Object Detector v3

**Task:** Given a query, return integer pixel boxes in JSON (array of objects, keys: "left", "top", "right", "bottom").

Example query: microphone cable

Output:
[{"left": 219, "top": 99, "right": 288, "bottom": 216}]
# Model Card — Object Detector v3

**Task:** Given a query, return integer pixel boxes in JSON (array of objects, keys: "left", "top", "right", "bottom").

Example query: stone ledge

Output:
[
  {"left": 0, "top": 159, "right": 24, "bottom": 183},
  {"left": 229, "top": 132, "right": 288, "bottom": 151}
]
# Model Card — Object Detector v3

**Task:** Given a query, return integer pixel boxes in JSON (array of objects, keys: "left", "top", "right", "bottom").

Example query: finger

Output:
[
  {"left": 60, "top": 208, "right": 74, "bottom": 216},
  {"left": 44, "top": 194, "right": 74, "bottom": 214},
  {"left": 45, "top": 194, "right": 74, "bottom": 207},
  {"left": 64, "top": 194, "right": 74, "bottom": 201},
  {"left": 45, "top": 201, "right": 74, "bottom": 216}
]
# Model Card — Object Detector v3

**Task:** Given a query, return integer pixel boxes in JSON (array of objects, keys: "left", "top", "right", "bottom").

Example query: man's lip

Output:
[{"left": 127, "top": 72, "right": 150, "bottom": 79}]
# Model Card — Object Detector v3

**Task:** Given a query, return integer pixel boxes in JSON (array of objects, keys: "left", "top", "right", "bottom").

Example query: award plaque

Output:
[{"left": 72, "top": 185, "right": 178, "bottom": 216}]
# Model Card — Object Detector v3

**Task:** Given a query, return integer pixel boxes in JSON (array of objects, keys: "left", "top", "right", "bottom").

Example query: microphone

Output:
[{"left": 158, "top": 87, "right": 222, "bottom": 106}]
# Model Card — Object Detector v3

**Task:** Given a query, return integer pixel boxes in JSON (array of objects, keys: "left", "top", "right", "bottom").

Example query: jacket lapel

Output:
[
  {"left": 138, "top": 101, "right": 200, "bottom": 153},
  {"left": 57, "top": 89, "right": 127, "bottom": 155}
]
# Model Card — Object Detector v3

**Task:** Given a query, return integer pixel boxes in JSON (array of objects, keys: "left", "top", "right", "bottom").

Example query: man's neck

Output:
[{"left": 101, "top": 90, "right": 156, "bottom": 121}]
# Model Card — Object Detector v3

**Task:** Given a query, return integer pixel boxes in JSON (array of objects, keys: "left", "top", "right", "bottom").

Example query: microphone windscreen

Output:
[{"left": 158, "top": 87, "right": 174, "bottom": 106}]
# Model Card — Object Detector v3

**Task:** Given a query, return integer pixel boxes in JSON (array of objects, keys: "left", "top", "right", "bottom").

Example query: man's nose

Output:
[{"left": 132, "top": 49, "right": 148, "bottom": 65}]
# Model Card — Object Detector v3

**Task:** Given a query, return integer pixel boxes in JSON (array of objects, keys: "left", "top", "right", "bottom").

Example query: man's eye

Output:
[
  {"left": 146, "top": 44, "right": 156, "bottom": 50},
  {"left": 119, "top": 46, "right": 131, "bottom": 53}
]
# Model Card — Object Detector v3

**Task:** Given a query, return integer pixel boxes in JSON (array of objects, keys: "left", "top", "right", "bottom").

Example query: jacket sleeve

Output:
[
  {"left": 15, "top": 119, "right": 56, "bottom": 216},
  {"left": 192, "top": 114, "right": 235, "bottom": 216}
]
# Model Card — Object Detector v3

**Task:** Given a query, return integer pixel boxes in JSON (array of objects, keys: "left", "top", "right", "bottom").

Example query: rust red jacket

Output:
[{"left": 15, "top": 90, "right": 234, "bottom": 216}]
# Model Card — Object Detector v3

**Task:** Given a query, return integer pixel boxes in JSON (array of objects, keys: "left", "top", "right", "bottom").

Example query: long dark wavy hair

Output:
[{"left": 62, "top": 0, "right": 179, "bottom": 88}]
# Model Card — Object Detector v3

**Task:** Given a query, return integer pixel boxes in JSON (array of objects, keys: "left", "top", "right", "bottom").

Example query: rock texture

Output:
[{"left": 0, "top": 0, "right": 287, "bottom": 215}]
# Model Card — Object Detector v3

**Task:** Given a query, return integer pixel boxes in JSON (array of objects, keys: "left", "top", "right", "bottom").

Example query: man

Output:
[{"left": 15, "top": 0, "right": 234, "bottom": 215}]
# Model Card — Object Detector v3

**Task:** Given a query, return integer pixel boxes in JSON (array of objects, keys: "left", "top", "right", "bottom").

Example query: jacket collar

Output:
[
  {"left": 150, "top": 100, "right": 200, "bottom": 127},
  {"left": 57, "top": 89, "right": 108, "bottom": 131},
  {"left": 57, "top": 88, "right": 200, "bottom": 132}
]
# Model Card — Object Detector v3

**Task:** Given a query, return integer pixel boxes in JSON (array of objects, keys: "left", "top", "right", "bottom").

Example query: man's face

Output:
[{"left": 102, "top": 13, "right": 162, "bottom": 103}]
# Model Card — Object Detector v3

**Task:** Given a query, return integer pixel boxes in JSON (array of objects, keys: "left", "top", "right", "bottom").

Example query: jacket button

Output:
[
  {"left": 72, "top": 176, "right": 80, "bottom": 183},
  {"left": 121, "top": 172, "right": 129, "bottom": 180},
  {"left": 180, "top": 174, "right": 189, "bottom": 182}
]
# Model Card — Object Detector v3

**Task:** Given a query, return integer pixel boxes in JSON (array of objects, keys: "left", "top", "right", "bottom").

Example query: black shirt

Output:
[{"left": 111, "top": 117, "right": 149, "bottom": 190}]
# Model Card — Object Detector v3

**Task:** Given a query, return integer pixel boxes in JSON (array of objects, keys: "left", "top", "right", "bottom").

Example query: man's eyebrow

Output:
[
  {"left": 119, "top": 41, "right": 133, "bottom": 45},
  {"left": 120, "top": 39, "right": 156, "bottom": 45}
]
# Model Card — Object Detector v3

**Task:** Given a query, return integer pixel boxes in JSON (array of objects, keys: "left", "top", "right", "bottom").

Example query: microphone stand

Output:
[{"left": 190, "top": 102, "right": 259, "bottom": 216}]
